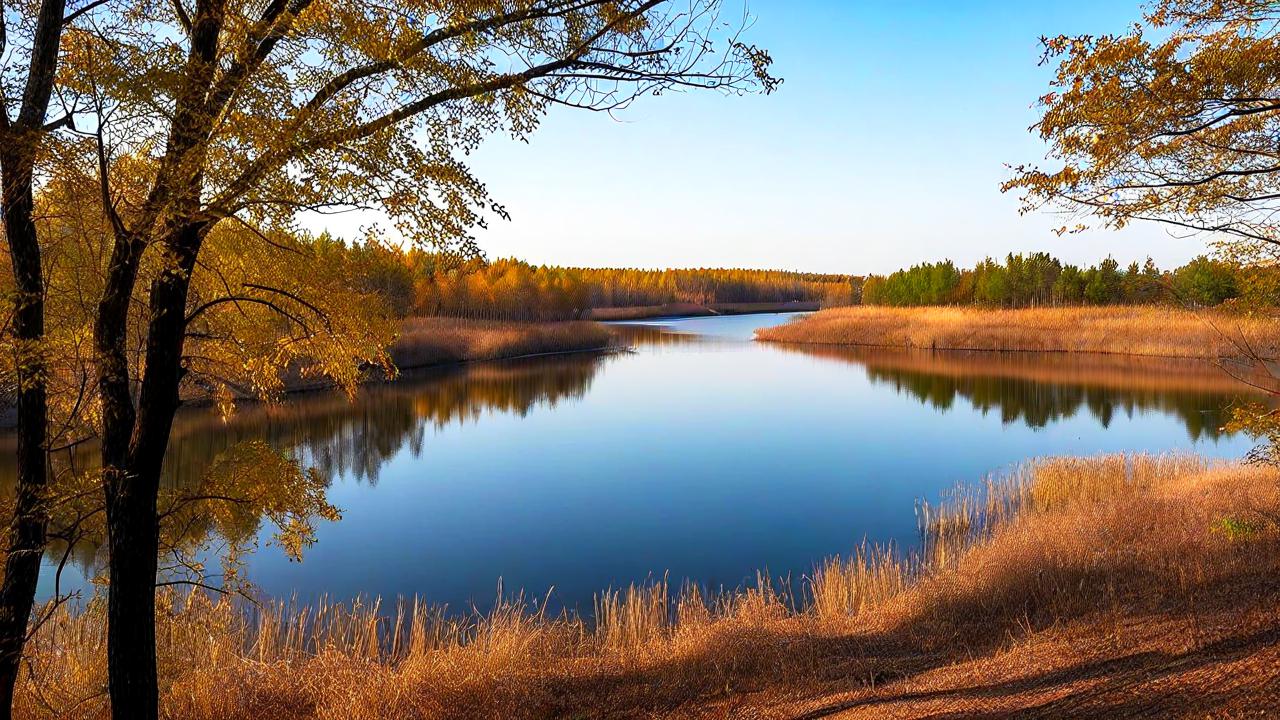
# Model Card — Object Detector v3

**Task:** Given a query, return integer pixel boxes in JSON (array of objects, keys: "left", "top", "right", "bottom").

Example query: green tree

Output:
[
  {"left": 1173, "top": 256, "right": 1240, "bottom": 306},
  {"left": 1084, "top": 258, "right": 1123, "bottom": 304},
  {"left": 1053, "top": 264, "right": 1087, "bottom": 304}
]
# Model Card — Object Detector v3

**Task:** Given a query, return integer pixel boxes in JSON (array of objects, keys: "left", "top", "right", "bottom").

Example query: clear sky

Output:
[{"left": 320, "top": 0, "right": 1212, "bottom": 275}]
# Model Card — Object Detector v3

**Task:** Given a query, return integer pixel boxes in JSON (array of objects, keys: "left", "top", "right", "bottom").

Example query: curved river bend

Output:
[{"left": 25, "top": 312, "right": 1264, "bottom": 613}]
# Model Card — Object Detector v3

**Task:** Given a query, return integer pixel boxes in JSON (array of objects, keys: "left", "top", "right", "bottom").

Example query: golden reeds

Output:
[
  {"left": 756, "top": 305, "right": 1280, "bottom": 359},
  {"left": 17, "top": 453, "right": 1280, "bottom": 719},
  {"left": 389, "top": 317, "right": 617, "bottom": 370}
]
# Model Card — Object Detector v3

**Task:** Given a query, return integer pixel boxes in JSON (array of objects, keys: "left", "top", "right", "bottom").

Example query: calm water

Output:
[{"left": 29, "top": 312, "right": 1265, "bottom": 612}]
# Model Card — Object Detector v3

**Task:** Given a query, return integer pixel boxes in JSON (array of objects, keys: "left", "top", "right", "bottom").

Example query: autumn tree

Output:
[
  {"left": 0, "top": 0, "right": 79, "bottom": 713},
  {"left": 1004, "top": 0, "right": 1280, "bottom": 467},
  {"left": 1004, "top": 0, "right": 1280, "bottom": 249},
  {"left": 3, "top": 1, "right": 778, "bottom": 718}
]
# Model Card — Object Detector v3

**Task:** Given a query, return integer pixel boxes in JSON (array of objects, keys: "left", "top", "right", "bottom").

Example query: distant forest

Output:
[
  {"left": 331, "top": 232, "right": 1266, "bottom": 320},
  {"left": 859, "top": 253, "right": 1252, "bottom": 309},
  {"left": 331, "top": 234, "right": 857, "bottom": 320}
]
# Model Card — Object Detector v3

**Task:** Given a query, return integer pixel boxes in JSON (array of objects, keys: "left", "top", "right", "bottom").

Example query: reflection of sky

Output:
[
  {"left": 39, "top": 313, "right": 1257, "bottom": 613},
  {"left": 249, "top": 315, "right": 1253, "bottom": 614}
]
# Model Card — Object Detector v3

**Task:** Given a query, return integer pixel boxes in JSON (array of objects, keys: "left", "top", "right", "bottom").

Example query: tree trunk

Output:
[
  {"left": 103, "top": 468, "right": 161, "bottom": 719},
  {"left": 104, "top": 227, "right": 201, "bottom": 720},
  {"left": 0, "top": 149, "right": 49, "bottom": 720},
  {"left": 0, "top": 0, "right": 71, "bottom": 711}
]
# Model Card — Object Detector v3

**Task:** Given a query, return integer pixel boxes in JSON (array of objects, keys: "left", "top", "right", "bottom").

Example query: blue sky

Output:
[{"left": 326, "top": 1, "right": 1210, "bottom": 275}]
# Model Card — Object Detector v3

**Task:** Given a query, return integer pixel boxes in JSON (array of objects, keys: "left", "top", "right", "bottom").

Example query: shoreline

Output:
[
  {"left": 759, "top": 336, "right": 1268, "bottom": 361},
  {"left": 0, "top": 320, "right": 626, "bottom": 431},
  {"left": 27, "top": 452, "right": 1280, "bottom": 718},
  {"left": 201, "top": 318, "right": 626, "bottom": 407},
  {"left": 194, "top": 343, "right": 627, "bottom": 408},
  {"left": 769, "top": 341, "right": 1276, "bottom": 395},
  {"left": 755, "top": 305, "right": 1280, "bottom": 361}
]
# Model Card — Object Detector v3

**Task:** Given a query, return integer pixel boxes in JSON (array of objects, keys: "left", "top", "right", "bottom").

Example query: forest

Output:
[
  {"left": 333, "top": 234, "right": 857, "bottom": 320},
  {"left": 6, "top": 0, "right": 1280, "bottom": 717},
  {"left": 859, "top": 253, "right": 1250, "bottom": 308},
  {"left": 336, "top": 240, "right": 1258, "bottom": 321}
]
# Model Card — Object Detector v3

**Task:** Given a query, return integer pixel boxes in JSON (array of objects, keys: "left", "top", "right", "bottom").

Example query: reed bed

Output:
[
  {"left": 756, "top": 305, "right": 1280, "bottom": 359},
  {"left": 17, "top": 452, "right": 1280, "bottom": 718},
  {"left": 389, "top": 317, "right": 617, "bottom": 369}
]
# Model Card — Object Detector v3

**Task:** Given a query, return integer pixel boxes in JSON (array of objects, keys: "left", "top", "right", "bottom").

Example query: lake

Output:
[{"left": 29, "top": 312, "right": 1265, "bottom": 613}]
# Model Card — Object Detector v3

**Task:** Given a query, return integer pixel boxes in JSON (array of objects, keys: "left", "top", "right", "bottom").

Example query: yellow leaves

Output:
[
  {"left": 172, "top": 440, "right": 342, "bottom": 565},
  {"left": 177, "top": 222, "right": 399, "bottom": 410},
  {"left": 598, "top": 2, "right": 651, "bottom": 36},
  {"left": 1010, "top": 0, "right": 1280, "bottom": 247},
  {"left": 213, "top": 383, "right": 236, "bottom": 421}
]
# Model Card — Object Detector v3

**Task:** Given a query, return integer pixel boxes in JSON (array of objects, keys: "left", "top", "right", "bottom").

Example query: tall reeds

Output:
[
  {"left": 389, "top": 317, "right": 617, "bottom": 369},
  {"left": 16, "top": 453, "right": 1280, "bottom": 719},
  {"left": 756, "top": 305, "right": 1280, "bottom": 359}
]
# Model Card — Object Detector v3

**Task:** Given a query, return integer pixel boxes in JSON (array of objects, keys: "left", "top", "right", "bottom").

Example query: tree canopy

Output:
[{"left": 1004, "top": 0, "right": 1280, "bottom": 251}]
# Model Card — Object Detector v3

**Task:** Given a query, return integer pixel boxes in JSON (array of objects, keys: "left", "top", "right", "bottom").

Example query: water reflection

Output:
[
  {"left": 606, "top": 322, "right": 707, "bottom": 346},
  {"left": 163, "top": 352, "right": 610, "bottom": 487},
  {"left": 774, "top": 344, "right": 1275, "bottom": 440},
  {"left": 24, "top": 351, "right": 613, "bottom": 597},
  {"left": 7, "top": 314, "right": 1271, "bottom": 611}
]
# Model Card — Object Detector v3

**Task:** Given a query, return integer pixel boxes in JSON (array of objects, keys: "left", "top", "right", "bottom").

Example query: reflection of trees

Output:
[
  {"left": 775, "top": 345, "right": 1273, "bottom": 440},
  {"left": 162, "top": 351, "right": 608, "bottom": 486},
  {"left": 605, "top": 322, "right": 706, "bottom": 347},
  {"left": 4, "top": 352, "right": 609, "bottom": 588}
]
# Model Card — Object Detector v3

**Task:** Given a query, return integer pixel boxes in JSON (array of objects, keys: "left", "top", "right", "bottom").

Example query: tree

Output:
[
  {"left": 1004, "top": 0, "right": 1280, "bottom": 250},
  {"left": 1054, "top": 264, "right": 1087, "bottom": 304},
  {"left": 1173, "top": 255, "right": 1240, "bottom": 306},
  {"left": 5, "top": 1, "right": 777, "bottom": 717},
  {"left": 0, "top": 0, "right": 74, "bottom": 713},
  {"left": 1132, "top": 257, "right": 1166, "bottom": 303},
  {"left": 1084, "top": 257, "right": 1123, "bottom": 304},
  {"left": 1004, "top": 0, "right": 1280, "bottom": 472},
  {"left": 974, "top": 257, "right": 1010, "bottom": 306}
]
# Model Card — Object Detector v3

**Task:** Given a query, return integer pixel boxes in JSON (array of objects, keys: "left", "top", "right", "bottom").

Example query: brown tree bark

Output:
[
  {"left": 94, "top": 234, "right": 147, "bottom": 717},
  {"left": 0, "top": 0, "right": 67, "bottom": 714},
  {"left": 100, "top": 225, "right": 203, "bottom": 720},
  {"left": 0, "top": 146, "right": 48, "bottom": 720},
  {"left": 97, "top": 0, "right": 225, "bottom": 710}
]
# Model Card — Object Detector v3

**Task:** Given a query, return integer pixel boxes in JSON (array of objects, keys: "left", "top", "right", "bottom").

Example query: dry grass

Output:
[
  {"left": 756, "top": 305, "right": 1280, "bottom": 359},
  {"left": 389, "top": 317, "right": 617, "bottom": 369},
  {"left": 19, "top": 453, "right": 1280, "bottom": 719}
]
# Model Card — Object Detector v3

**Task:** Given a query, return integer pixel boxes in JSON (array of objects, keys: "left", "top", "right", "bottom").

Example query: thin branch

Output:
[
  {"left": 62, "top": 0, "right": 111, "bottom": 26},
  {"left": 184, "top": 295, "right": 312, "bottom": 331}
]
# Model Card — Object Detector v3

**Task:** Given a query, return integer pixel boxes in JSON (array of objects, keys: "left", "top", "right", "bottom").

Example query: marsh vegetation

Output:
[
  {"left": 16, "top": 453, "right": 1280, "bottom": 718},
  {"left": 757, "top": 305, "right": 1280, "bottom": 359}
]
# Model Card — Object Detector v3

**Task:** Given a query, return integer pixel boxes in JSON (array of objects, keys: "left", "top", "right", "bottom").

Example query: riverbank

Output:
[
  {"left": 390, "top": 317, "right": 617, "bottom": 369},
  {"left": 755, "top": 305, "right": 1280, "bottom": 359},
  {"left": 588, "top": 300, "right": 819, "bottom": 321},
  {"left": 23, "top": 452, "right": 1280, "bottom": 718},
  {"left": 0, "top": 319, "right": 620, "bottom": 429}
]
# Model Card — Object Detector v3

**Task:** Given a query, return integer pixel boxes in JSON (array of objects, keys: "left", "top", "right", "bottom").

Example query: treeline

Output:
[
  {"left": 860, "top": 253, "right": 1253, "bottom": 308},
  {"left": 336, "top": 239, "right": 1266, "bottom": 319},
  {"left": 332, "top": 235, "right": 857, "bottom": 320}
]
